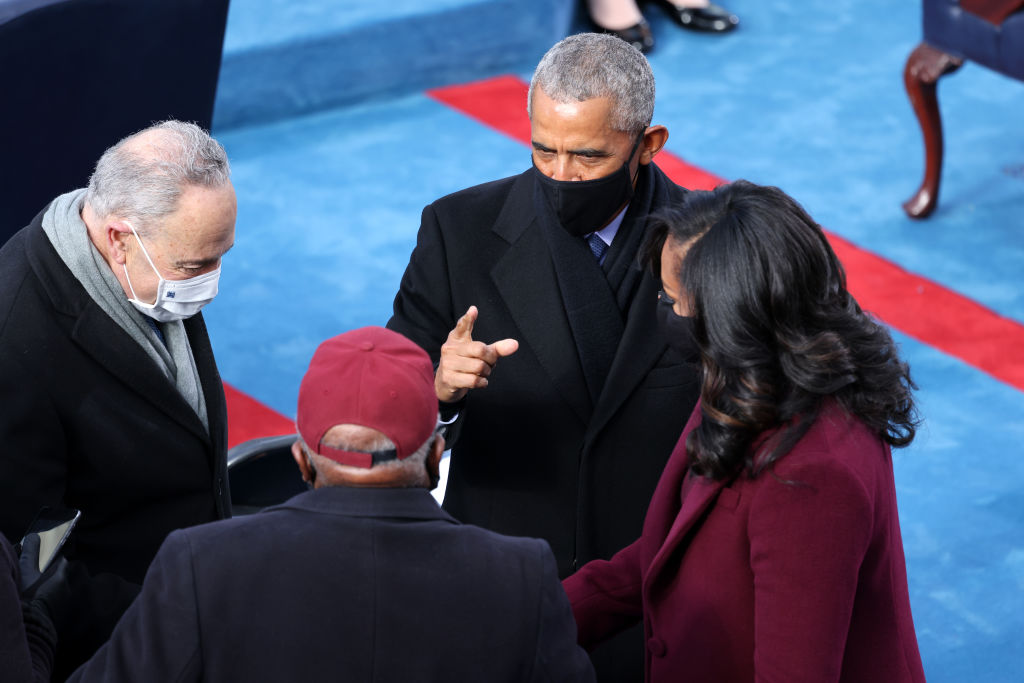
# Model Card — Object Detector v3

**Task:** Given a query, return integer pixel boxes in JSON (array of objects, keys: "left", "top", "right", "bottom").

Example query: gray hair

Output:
[
  {"left": 306, "top": 425, "right": 438, "bottom": 476},
  {"left": 84, "top": 120, "right": 231, "bottom": 235},
  {"left": 527, "top": 32, "right": 655, "bottom": 135}
]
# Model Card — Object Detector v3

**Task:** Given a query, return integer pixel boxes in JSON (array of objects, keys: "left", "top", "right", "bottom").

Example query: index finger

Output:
[{"left": 450, "top": 305, "right": 478, "bottom": 341}]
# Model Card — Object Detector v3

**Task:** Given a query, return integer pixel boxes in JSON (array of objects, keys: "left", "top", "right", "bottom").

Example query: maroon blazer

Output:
[{"left": 563, "top": 401, "right": 926, "bottom": 682}]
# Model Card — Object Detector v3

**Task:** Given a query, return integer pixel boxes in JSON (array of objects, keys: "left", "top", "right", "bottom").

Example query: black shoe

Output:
[
  {"left": 592, "top": 18, "right": 655, "bottom": 53},
  {"left": 657, "top": 1, "right": 739, "bottom": 33}
]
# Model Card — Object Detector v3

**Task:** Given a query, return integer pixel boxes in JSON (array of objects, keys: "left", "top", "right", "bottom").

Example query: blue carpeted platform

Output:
[
  {"left": 213, "top": 0, "right": 577, "bottom": 129},
  {"left": 207, "top": 0, "right": 1024, "bottom": 680}
]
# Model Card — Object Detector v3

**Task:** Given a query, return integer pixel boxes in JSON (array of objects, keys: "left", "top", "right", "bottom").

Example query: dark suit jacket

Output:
[
  {"left": 68, "top": 487, "right": 595, "bottom": 683},
  {"left": 564, "top": 402, "right": 927, "bottom": 683},
  {"left": 387, "top": 163, "right": 699, "bottom": 578},
  {"left": 0, "top": 212, "right": 231, "bottom": 676}
]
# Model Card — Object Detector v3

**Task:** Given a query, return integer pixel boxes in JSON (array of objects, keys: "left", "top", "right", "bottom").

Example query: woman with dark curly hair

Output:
[{"left": 563, "top": 180, "right": 926, "bottom": 682}]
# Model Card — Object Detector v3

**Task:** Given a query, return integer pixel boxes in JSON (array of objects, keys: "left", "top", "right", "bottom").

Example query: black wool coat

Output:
[
  {"left": 0, "top": 211, "right": 231, "bottom": 677},
  {"left": 388, "top": 163, "right": 700, "bottom": 578}
]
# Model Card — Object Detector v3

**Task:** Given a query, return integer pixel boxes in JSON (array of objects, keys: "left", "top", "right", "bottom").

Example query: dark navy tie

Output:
[{"left": 587, "top": 233, "right": 608, "bottom": 264}]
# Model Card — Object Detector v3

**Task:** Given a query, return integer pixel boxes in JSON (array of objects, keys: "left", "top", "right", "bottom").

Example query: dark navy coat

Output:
[{"left": 69, "top": 487, "right": 595, "bottom": 683}]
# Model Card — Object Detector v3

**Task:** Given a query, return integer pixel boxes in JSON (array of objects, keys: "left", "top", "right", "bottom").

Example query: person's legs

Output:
[
  {"left": 586, "top": 0, "right": 655, "bottom": 53},
  {"left": 653, "top": 0, "right": 740, "bottom": 32}
]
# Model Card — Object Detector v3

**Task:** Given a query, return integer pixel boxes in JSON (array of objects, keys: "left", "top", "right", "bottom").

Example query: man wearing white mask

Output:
[{"left": 0, "top": 120, "right": 236, "bottom": 679}]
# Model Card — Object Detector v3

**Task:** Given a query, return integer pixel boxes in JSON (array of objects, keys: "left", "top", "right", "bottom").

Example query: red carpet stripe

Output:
[
  {"left": 428, "top": 75, "right": 1024, "bottom": 392},
  {"left": 223, "top": 74, "right": 1024, "bottom": 446},
  {"left": 224, "top": 382, "right": 294, "bottom": 448}
]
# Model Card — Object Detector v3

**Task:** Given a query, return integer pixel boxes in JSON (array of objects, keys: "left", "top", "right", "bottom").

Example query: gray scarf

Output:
[{"left": 41, "top": 189, "right": 209, "bottom": 432}]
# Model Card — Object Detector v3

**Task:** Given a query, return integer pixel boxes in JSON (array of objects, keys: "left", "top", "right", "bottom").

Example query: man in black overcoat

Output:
[
  {"left": 387, "top": 33, "right": 701, "bottom": 680},
  {"left": 67, "top": 327, "right": 595, "bottom": 683},
  {"left": 0, "top": 121, "right": 237, "bottom": 678}
]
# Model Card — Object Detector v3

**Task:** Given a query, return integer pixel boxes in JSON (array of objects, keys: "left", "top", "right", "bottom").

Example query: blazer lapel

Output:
[{"left": 490, "top": 172, "right": 592, "bottom": 423}]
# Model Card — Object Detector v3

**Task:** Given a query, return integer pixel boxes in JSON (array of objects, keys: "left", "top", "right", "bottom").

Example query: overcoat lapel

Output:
[
  {"left": 490, "top": 173, "right": 592, "bottom": 423},
  {"left": 585, "top": 163, "right": 682, "bottom": 443},
  {"left": 534, "top": 182, "right": 624, "bottom": 405},
  {"left": 186, "top": 312, "right": 227, "bottom": 451},
  {"left": 584, "top": 273, "right": 666, "bottom": 445},
  {"left": 27, "top": 221, "right": 212, "bottom": 444},
  {"left": 643, "top": 473, "right": 728, "bottom": 594}
]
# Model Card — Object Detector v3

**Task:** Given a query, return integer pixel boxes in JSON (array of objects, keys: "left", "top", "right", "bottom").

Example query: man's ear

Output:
[
  {"left": 425, "top": 435, "right": 445, "bottom": 490},
  {"left": 106, "top": 221, "right": 133, "bottom": 265},
  {"left": 639, "top": 125, "right": 669, "bottom": 165},
  {"left": 291, "top": 440, "right": 314, "bottom": 484}
]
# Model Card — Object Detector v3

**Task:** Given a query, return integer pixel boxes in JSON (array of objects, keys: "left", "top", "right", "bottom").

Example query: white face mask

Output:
[{"left": 122, "top": 222, "right": 221, "bottom": 322}]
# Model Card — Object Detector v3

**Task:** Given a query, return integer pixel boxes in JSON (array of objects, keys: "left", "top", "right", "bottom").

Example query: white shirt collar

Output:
[{"left": 590, "top": 203, "right": 629, "bottom": 247}]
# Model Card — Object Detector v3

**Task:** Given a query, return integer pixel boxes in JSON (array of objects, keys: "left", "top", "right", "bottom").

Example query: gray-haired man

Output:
[
  {"left": 388, "top": 33, "right": 701, "bottom": 680},
  {"left": 0, "top": 120, "right": 236, "bottom": 677}
]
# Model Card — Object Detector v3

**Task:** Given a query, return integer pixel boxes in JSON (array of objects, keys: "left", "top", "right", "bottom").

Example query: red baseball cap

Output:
[{"left": 296, "top": 326, "right": 438, "bottom": 468}]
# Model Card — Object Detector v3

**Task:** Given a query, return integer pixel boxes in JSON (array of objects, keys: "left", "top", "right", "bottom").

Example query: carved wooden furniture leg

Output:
[{"left": 903, "top": 42, "right": 963, "bottom": 218}]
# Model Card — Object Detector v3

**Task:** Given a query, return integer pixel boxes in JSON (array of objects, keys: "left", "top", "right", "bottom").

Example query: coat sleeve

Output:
[
  {"left": 0, "top": 352, "right": 141, "bottom": 664},
  {"left": 0, "top": 537, "right": 55, "bottom": 683},
  {"left": 386, "top": 202, "right": 455, "bottom": 364},
  {"left": 66, "top": 531, "right": 203, "bottom": 683},
  {"left": 748, "top": 450, "right": 875, "bottom": 683},
  {"left": 561, "top": 537, "right": 645, "bottom": 650},
  {"left": 386, "top": 202, "right": 468, "bottom": 445},
  {"left": 0, "top": 352, "right": 69, "bottom": 544},
  {"left": 529, "top": 543, "right": 596, "bottom": 683}
]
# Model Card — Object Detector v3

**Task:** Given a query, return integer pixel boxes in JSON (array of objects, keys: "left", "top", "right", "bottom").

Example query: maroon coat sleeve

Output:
[{"left": 562, "top": 536, "right": 646, "bottom": 649}]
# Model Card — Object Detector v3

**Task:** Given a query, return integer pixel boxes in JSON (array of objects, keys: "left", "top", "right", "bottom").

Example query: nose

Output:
[{"left": 551, "top": 156, "right": 577, "bottom": 182}]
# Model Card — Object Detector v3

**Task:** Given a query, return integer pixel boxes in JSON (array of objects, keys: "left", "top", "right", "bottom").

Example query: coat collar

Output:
[
  {"left": 268, "top": 486, "right": 457, "bottom": 523},
  {"left": 488, "top": 165, "right": 686, "bottom": 438},
  {"left": 24, "top": 214, "right": 215, "bottom": 444}
]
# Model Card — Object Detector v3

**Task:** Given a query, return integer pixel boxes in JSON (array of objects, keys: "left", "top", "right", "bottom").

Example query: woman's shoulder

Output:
[{"left": 766, "top": 399, "right": 890, "bottom": 489}]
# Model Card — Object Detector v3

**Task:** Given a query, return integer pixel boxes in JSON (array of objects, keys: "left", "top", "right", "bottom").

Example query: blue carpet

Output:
[{"left": 208, "top": 0, "right": 1024, "bottom": 679}]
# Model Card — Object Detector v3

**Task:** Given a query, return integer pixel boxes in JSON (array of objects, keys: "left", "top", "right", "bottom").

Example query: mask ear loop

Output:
[
  {"left": 122, "top": 221, "right": 164, "bottom": 307},
  {"left": 627, "top": 130, "right": 646, "bottom": 185}
]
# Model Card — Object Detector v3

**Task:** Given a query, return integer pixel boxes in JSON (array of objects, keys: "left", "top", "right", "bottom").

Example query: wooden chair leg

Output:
[{"left": 902, "top": 42, "right": 963, "bottom": 219}]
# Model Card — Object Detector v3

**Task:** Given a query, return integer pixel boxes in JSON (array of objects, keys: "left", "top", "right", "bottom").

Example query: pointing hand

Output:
[{"left": 435, "top": 306, "right": 518, "bottom": 403}]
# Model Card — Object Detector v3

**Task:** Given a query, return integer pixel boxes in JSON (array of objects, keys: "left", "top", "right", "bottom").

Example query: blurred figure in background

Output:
[
  {"left": 586, "top": 0, "right": 739, "bottom": 53},
  {"left": 0, "top": 121, "right": 236, "bottom": 677},
  {"left": 565, "top": 180, "right": 926, "bottom": 682}
]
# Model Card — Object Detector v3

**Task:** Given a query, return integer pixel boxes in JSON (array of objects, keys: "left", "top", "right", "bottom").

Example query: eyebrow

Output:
[
  {"left": 174, "top": 242, "right": 234, "bottom": 270},
  {"left": 531, "top": 141, "right": 614, "bottom": 158}
]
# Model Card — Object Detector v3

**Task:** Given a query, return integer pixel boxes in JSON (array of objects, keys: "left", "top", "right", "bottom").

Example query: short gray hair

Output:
[
  {"left": 527, "top": 33, "right": 655, "bottom": 135},
  {"left": 85, "top": 120, "right": 231, "bottom": 235},
  {"left": 306, "top": 427, "right": 437, "bottom": 475}
]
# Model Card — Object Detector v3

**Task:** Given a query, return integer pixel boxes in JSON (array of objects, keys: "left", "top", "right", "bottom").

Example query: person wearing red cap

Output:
[{"left": 65, "top": 327, "right": 595, "bottom": 683}]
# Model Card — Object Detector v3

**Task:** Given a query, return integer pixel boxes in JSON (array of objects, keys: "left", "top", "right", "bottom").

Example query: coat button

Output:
[{"left": 647, "top": 637, "right": 667, "bottom": 657}]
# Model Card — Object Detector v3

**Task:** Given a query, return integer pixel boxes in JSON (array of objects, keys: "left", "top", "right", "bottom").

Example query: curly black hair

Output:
[{"left": 643, "top": 180, "right": 918, "bottom": 481}]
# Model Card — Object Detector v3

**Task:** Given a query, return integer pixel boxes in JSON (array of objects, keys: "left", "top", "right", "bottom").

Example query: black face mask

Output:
[
  {"left": 656, "top": 293, "right": 700, "bottom": 363},
  {"left": 533, "top": 133, "right": 644, "bottom": 238}
]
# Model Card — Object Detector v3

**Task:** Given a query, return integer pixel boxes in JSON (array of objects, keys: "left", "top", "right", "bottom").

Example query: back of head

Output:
[
  {"left": 296, "top": 326, "right": 441, "bottom": 487},
  {"left": 654, "top": 181, "right": 917, "bottom": 478},
  {"left": 84, "top": 120, "right": 230, "bottom": 236},
  {"left": 528, "top": 32, "right": 655, "bottom": 135}
]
